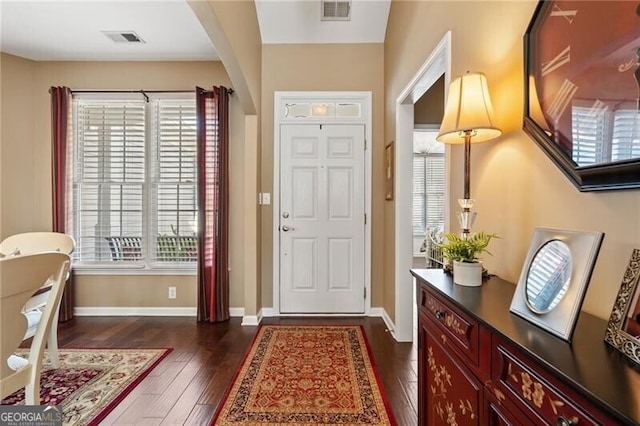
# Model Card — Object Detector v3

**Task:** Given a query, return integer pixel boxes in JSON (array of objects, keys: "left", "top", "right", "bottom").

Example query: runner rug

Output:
[
  {"left": 212, "top": 325, "right": 396, "bottom": 426},
  {"left": 1, "top": 348, "right": 171, "bottom": 426}
]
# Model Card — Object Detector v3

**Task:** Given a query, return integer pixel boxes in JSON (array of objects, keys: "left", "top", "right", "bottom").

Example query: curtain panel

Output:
[
  {"left": 50, "top": 86, "right": 74, "bottom": 322},
  {"left": 196, "top": 86, "right": 230, "bottom": 323}
]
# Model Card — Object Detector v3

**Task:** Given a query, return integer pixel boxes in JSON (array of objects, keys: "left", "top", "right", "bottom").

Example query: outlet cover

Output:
[{"left": 168, "top": 286, "right": 177, "bottom": 299}]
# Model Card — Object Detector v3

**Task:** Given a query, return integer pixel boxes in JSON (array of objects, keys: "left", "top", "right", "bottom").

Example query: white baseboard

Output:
[
  {"left": 75, "top": 306, "right": 247, "bottom": 318},
  {"left": 241, "top": 308, "right": 264, "bottom": 326},
  {"left": 381, "top": 309, "right": 396, "bottom": 334},
  {"left": 74, "top": 307, "right": 196, "bottom": 316},
  {"left": 72, "top": 306, "right": 397, "bottom": 336},
  {"left": 369, "top": 307, "right": 396, "bottom": 334},
  {"left": 229, "top": 307, "right": 244, "bottom": 317},
  {"left": 368, "top": 307, "right": 384, "bottom": 317},
  {"left": 261, "top": 307, "right": 276, "bottom": 317}
]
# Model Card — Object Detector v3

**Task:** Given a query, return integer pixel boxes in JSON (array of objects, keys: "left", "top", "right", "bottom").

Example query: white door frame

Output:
[
  {"left": 393, "top": 32, "right": 452, "bottom": 342},
  {"left": 273, "top": 91, "right": 372, "bottom": 316}
]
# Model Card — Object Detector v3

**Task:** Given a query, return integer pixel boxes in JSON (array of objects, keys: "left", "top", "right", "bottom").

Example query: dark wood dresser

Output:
[{"left": 411, "top": 269, "right": 640, "bottom": 426}]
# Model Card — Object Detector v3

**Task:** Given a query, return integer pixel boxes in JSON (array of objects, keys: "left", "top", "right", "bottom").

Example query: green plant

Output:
[{"left": 439, "top": 231, "right": 498, "bottom": 263}]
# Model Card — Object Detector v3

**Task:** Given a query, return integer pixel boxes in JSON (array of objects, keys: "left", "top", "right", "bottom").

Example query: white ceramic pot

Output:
[{"left": 453, "top": 260, "right": 483, "bottom": 287}]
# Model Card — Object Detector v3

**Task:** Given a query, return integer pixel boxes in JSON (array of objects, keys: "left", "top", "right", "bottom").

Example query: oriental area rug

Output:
[
  {"left": 212, "top": 325, "right": 396, "bottom": 426},
  {"left": 1, "top": 348, "right": 171, "bottom": 426}
]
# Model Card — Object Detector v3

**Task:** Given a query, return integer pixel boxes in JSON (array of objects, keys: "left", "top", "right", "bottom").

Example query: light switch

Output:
[{"left": 258, "top": 193, "right": 271, "bottom": 205}]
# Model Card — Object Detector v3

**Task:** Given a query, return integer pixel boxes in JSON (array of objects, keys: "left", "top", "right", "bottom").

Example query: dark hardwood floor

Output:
[{"left": 56, "top": 316, "right": 418, "bottom": 425}]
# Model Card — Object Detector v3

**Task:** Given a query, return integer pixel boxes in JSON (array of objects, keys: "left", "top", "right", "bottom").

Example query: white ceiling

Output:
[
  {"left": 256, "top": 0, "right": 390, "bottom": 44},
  {"left": 0, "top": 1, "right": 218, "bottom": 61},
  {"left": 0, "top": 0, "right": 391, "bottom": 62}
]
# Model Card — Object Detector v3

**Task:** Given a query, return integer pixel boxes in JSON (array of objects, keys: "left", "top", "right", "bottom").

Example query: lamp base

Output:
[{"left": 458, "top": 198, "right": 477, "bottom": 238}]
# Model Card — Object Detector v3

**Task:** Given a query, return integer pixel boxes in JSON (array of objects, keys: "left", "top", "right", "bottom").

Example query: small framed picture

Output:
[
  {"left": 604, "top": 248, "right": 640, "bottom": 366},
  {"left": 385, "top": 141, "right": 394, "bottom": 201},
  {"left": 510, "top": 227, "right": 604, "bottom": 341}
]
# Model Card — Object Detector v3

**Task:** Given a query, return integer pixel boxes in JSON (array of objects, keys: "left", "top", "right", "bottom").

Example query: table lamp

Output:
[{"left": 436, "top": 72, "right": 502, "bottom": 238}]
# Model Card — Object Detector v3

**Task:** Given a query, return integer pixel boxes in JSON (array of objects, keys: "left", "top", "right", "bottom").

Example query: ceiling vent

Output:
[
  {"left": 102, "top": 31, "right": 146, "bottom": 44},
  {"left": 321, "top": 1, "right": 351, "bottom": 21}
]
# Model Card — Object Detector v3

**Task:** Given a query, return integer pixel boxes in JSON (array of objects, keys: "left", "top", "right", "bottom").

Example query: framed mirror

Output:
[
  {"left": 604, "top": 249, "right": 640, "bottom": 366},
  {"left": 523, "top": 0, "right": 640, "bottom": 191},
  {"left": 510, "top": 228, "right": 604, "bottom": 341}
]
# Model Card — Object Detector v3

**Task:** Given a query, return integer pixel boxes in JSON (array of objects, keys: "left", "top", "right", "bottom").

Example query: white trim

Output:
[
  {"left": 382, "top": 310, "right": 396, "bottom": 335},
  {"left": 368, "top": 307, "right": 395, "bottom": 334},
  {"left": 74, "top": 307, "right": 196, "bottom": 316},
  {"left": 368, "top": 307, "right": 385, "bottom": 317},
  {"left": 73, "top": 267, "right": 196, "bottom": 276},
  {"left": 241, "top": 316, "right": 260, "bottom": 326},
  {"left": 394, "top": 32, "right": 451, "bottom": 343},
  {"left": 274, "top": 313, "right": 369, "bottom": 318},
  {"left": 272, "top": 91, "right": 373, "bottom": 316},
  {"left": 261, "top": 307, "right": 277, "bottom": 317},
  {"left": 242, "top": 310, "right": 263, "bottom": 326},
  {"left": 229, "top": 307, "right": 245, "bottom": 317}
]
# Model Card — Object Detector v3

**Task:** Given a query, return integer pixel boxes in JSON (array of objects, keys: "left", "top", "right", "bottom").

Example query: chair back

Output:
[
  {"left": 0, "top": 252, "right": 70, "bottom": 403},
  {"left": 0, "top": 232, "right": 75, "bottom": 256}
]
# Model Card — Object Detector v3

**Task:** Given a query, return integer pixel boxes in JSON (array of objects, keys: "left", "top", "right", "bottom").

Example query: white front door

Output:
[{"left": 279, "top": 124, "right": 365, "bottom": 313}]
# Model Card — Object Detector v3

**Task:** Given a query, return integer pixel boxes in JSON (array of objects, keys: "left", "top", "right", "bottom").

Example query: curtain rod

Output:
[{"left": 70, "top": 88, "right": 235, "bottom": 101}]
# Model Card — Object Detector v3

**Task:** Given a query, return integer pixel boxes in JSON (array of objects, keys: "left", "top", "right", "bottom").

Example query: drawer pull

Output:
[
  {"left": 435, "top": 310, "right": 445, "bottom": 319},
  {"left": 556, "top": 416, "right": 578, "bottom": 425}
]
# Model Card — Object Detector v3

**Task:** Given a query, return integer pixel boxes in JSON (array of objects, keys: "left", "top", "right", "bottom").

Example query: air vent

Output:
[
  {"left": 321, "top": 1, "right": 351, "bottom": 21},
  {"left": 102, "top": 31, "right": 146, "bottom": 44}
]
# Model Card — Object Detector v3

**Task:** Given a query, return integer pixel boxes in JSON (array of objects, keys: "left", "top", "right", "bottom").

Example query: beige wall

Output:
[
  {"left": 260, "top": 43, "right": 386, "bottom": 309},
  {"left": 1, "top": 54, "right": 37, "bottom": 236},
  {"left": 0, "top": 55, "right": 246, "bottom": 309},
  {"left": 385, "top": 0, "right": 640, "bottom": 320},
  {"left": 414, "top": 74, "right": 444, "bottom": 126}
]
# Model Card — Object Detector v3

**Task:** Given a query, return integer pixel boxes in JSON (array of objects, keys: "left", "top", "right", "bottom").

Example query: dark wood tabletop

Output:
[{"left": 411, "top": 268, "right": 640, "bottom": 426}]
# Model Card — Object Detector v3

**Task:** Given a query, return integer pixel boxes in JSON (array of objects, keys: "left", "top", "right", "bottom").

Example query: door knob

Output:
[
  {"left": 282, "top": 225, "right": 294, "bottom": 232},
  {"left": 282, "top": 212, "right": 290, "bottom": 218}
]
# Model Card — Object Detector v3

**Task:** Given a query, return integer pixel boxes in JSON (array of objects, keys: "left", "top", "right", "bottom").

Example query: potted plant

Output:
[{"left": 439, "top": 231, "right": 498, "bottom": 287}]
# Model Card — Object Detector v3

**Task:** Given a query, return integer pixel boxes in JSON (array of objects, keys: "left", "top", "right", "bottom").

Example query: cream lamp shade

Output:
[{"left": 436, "top": 72, "right": 502, "bottom": 144}]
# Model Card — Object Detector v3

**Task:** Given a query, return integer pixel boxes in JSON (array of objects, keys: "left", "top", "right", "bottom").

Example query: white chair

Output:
[
  {"left": 0, "top": 232, "right": 75, "bottom": 368},
  {"left": 0, "top": 252, "right": 70, "bottom": 405}
]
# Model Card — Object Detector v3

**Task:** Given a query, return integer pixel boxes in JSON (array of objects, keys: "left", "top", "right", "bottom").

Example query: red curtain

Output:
[
  {"left": 50, "top": 86, "right": 74, "bottom": 322},
  {"left": 196, "top": 86, "right": 230, "bottom": 322}
]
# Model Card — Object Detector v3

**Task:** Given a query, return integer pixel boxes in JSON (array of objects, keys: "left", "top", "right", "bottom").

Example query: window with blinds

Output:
[
  {"left": 611, "top": 109, "right": 640, "bottom": 162},
  {"left": 571, "top": 104, "right": 640, "bottom": 166},
  {"left": 73, "top": 94, "right": 197, "bottom": 268},
  {"left": 571, "top": 105, "right": 611, "bottom": 166},
  {"left": 412, "top": 129, "right": 445, "bottom": 237},
  {"left": 413, "top": 154, "right": 445, "bottom": 235}
]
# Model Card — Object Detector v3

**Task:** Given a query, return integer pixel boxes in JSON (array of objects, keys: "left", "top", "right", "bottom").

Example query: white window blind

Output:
[
  {"left": 571, "top": 105, "right": 611, "bottom": 166},
  {"left": 412, "top": 153, "right": 445, "bottom": 235},
  {"left": 611, "top": 110, "right": 640, "bottom": 162},
  {"left": 571, "top": 104, "right": 640, "bottom": 166},
  {"left": 151, "top": 100, "right": 198, "bottom": 263},
  {"left": 73, "top": 94, "right": 197, "bottom": 268},
  {"left": 74, "top": 100, "right": 146, "bottom": 263}
]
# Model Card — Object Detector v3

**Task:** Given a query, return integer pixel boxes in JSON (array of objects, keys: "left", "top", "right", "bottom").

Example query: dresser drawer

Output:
[
  {"left": 492, "top": 337, "right": 610, "bottom": 426},
  {"left": 419, "top": 284, "right": 480, "bottom": 367}
]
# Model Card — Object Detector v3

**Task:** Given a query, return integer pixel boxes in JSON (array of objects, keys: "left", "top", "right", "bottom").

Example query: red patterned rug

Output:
[
  {"left": 212, "top": 325, "right": 396, "bottom": 425},
  {"left": 1, "top": 348, "right": 171, "bottom": 426}
]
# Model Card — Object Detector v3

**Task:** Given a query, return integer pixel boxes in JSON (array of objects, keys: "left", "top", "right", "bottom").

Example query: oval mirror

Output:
[{"left": 525, "top": 240, "right": 573, "bottom": 314}]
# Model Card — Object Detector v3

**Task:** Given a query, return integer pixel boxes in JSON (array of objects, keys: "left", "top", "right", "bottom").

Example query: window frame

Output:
[{"left": 71, "top": 92, "right": 198, "bottom": 275}]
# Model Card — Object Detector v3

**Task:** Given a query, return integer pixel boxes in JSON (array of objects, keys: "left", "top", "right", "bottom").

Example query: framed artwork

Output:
[
  {"left": 385, "top": 141, "right": 394, "bottom": 201},
  {"left": 510, "top": 227, "right": 604, "bottom": 341},
  {"left": 523, "top": 0, "right": 640, "bottom": 191},
  {"left": 604, "top": 249, "right": 640, "bottom": 366}
]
